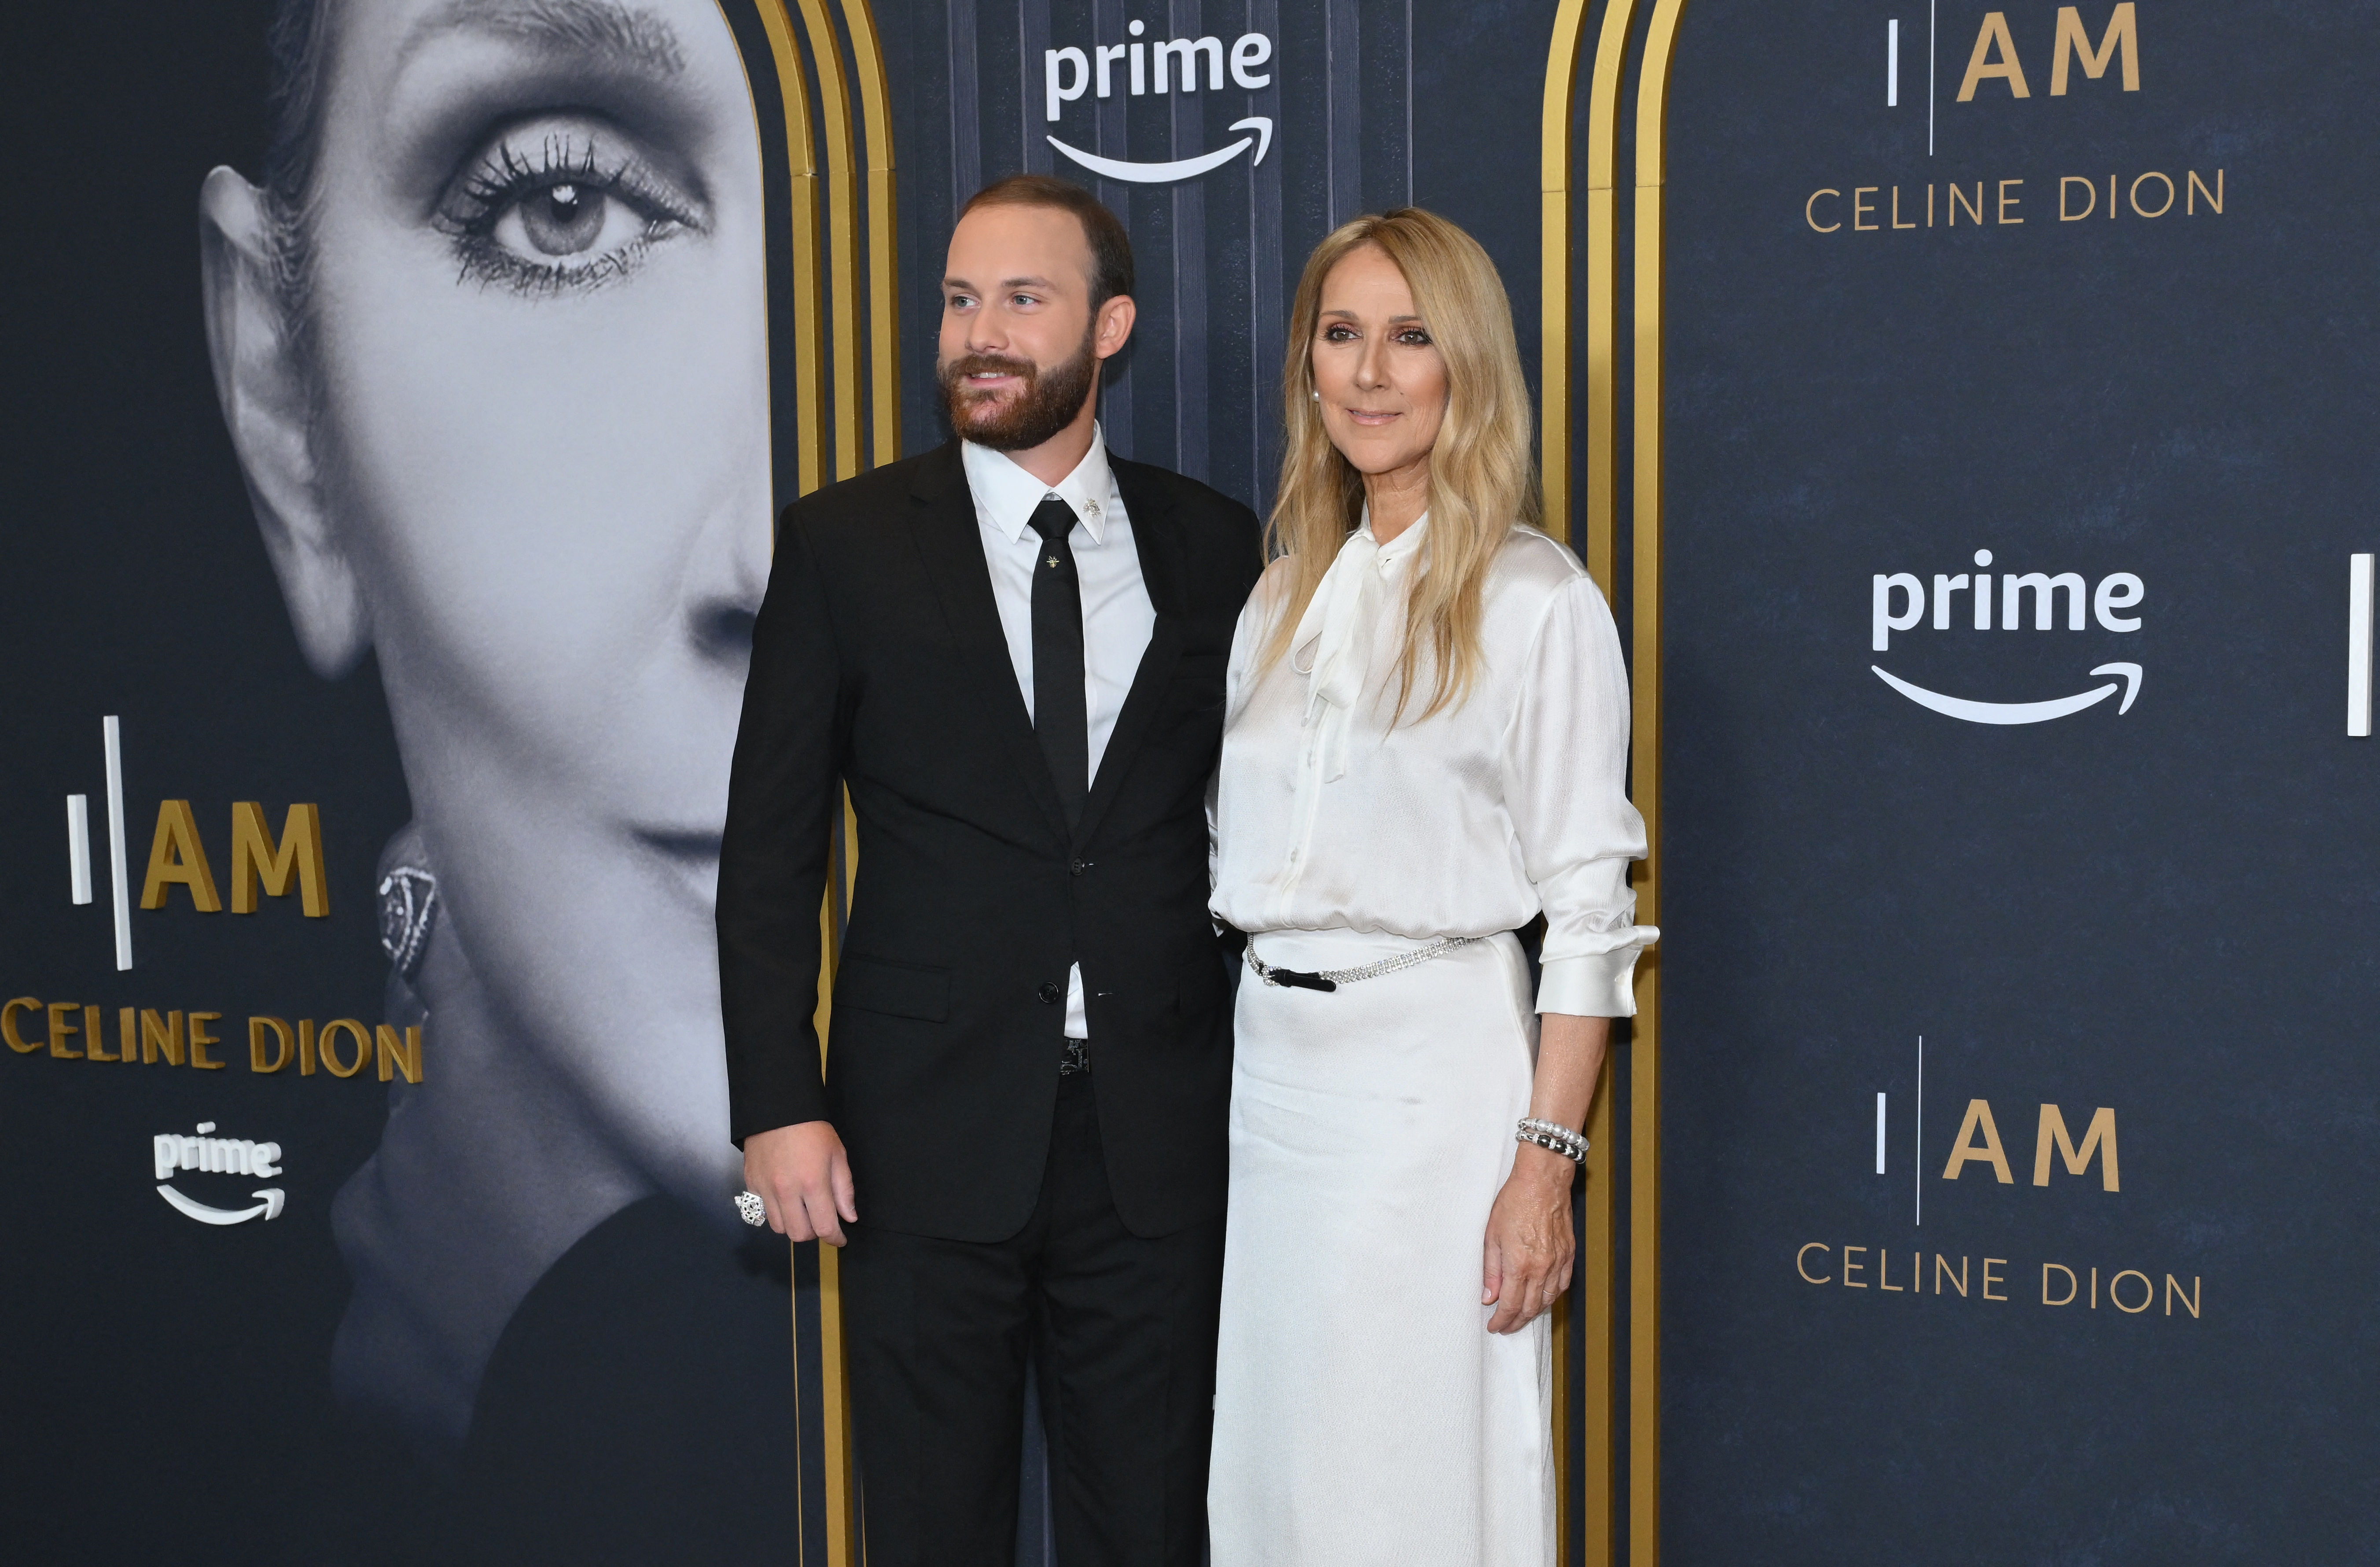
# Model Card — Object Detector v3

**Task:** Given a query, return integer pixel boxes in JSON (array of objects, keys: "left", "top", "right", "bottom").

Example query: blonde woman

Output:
[{"left": 1206, "top": 210, "right": 1655, "bottom": 1563}]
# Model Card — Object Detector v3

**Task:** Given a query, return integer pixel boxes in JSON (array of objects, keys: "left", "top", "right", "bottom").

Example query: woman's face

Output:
[
  {"left": 303, "top": 0, "right": 771, "bottom": 1194},
  {"left": 1310, "top": 243, "right": 1448, "bottom": 483}
]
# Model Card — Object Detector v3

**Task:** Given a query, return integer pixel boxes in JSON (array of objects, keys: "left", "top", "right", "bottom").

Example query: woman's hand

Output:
[{"left": 1482, "top": 1142, "right": 1578, "bottom": 1333}]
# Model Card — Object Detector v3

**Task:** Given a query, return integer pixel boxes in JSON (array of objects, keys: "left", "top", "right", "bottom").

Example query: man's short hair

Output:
[{"left": 959, "top": 175, "right": 1135, "bottom": 310}]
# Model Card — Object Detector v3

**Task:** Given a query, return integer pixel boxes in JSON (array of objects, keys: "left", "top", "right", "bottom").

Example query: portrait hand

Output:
[
  {"left": 745, "top": 1121, "right": 858, "bottom": 1244},
  {"left": 1481, "top": 1143, "right": 1577, "bottom": 1335}
]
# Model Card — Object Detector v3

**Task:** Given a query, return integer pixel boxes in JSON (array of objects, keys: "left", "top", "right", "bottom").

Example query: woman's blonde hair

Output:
[{"left": 1261, "top": 207, "right": 1541, "bottom": 721}]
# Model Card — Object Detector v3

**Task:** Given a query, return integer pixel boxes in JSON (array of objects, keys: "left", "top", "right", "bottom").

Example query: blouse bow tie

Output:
[{"left": 1288, "top": 518, "right": 1423, "bottom": 783}]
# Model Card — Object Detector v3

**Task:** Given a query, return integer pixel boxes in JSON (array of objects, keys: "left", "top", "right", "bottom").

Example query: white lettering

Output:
[
  {"left": 1045, "top": 46, "right": 1089, "bottom": 122},
  {"left": 1155, "top": 36, "right": 1225, "bottom": 93},
  {"left": 1874, "top": 573, "right": 1924, "bottom": 652},
  {"left": 2094, "top": 571, "right": 2145, "bottom": 631},
  {"left": 1231, "top": 32, "right": 1274, "bottom": 88},
  {"left": 1096, "top": 42, "right": 1127, "bottom": 97},
  {"left": 2003, "top": 571, "right": 2087, "bottom": 630}
]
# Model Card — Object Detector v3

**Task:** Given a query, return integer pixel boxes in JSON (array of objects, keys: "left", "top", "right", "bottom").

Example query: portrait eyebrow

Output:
[
  {"left": 944, "top": 274, "right": 1063, "bottom": 292},
  {"left": 406, "top": 0, "right": 688, "bottom": 76}
]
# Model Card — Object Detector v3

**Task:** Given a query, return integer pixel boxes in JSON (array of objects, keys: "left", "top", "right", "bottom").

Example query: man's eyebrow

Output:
[
  {"left": 942, "top": 275, "right": 1063, "bottom": 292},
  {"left": 407, "top": 0, "right": 688, "bottom": 75}
]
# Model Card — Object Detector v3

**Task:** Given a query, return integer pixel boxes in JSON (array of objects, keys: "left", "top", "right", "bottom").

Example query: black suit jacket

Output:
[{"left": 717, "top": 440, "right": 1263, "bottom": 1242}]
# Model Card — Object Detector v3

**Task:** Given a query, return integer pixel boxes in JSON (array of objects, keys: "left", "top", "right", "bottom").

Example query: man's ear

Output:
[
  {"left": 199, "top": 166, "right": 369, "bottom": 678},
  {"left": 1093, "top": 292, "right": 1137, "bottom": 361}
]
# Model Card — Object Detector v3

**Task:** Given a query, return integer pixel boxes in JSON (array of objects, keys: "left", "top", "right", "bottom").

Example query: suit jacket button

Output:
[
  {"left": 1037, "top": 982, "right": 1062, "bottom": 1005},
  {"left": 1069, "top": 858, "right": 1088, "bottom": 876}
]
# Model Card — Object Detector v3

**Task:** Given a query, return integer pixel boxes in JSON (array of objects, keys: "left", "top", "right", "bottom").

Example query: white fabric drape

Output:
[{"left": 1209, "top": 519, "right": 1655, "bottom": 1017}]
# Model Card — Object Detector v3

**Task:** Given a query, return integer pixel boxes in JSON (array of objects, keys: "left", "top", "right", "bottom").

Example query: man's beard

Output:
[{"left": 938, "top": 324, "right": 1100, "bottom": 452}]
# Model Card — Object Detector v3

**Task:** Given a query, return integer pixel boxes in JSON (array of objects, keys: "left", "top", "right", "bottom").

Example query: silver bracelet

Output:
[{"left": 1517, "top": 1117, "right": 1589, "bottom": 1163}]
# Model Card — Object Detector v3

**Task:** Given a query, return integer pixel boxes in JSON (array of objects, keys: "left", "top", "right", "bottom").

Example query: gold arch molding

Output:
[{"left": 1541, "top": 0, "right": 1689, "bottom": 1562}]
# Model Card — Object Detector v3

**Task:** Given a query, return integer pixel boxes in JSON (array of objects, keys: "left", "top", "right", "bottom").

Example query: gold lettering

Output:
[
  {"left": 118, "top": 1007, "right": 136, "bottom": 1063},
  {"left": 1854, "top": 187, "right": 1879, "bottom": 231},
  {"left": 83, "top": 1004, "right": 113, "bottom": 1062},
  {"left": 2, "top": 997, "right": 41, "bottom": 1054},
  {"left": 44, "top": 1001, "right": 81, "bottom": 1060},
  {"left": 1935, "top": 1254, "right": 1969, "bottom": 1297},
  {"left": 2051, "top": 4, "right": 2138, "bottom": 95},
  {"left": 1796, "top": 1242, "right": 1832, "bottom": 1283},
  {"left": 249, "top": 1016, "right": 294, "bottom": 1074},
  {"left": 188, "top": 1012, "right": 224, "bottom": 1071},
  {"left": 375, "top": 1024, "right": 424, "bottom": 1085},
  {"left": 230, "top": 803, "right": 328, "bottom": 917},
  {"left": 1957, "top": 11, "right": 2031, "bottom": 101},
  {"left": 1942, "top": 1098, "right": 2015, "bottom": 1183},
  {"left": 1949, "top": 183, "right": 1985, "bottom": 226},
  {"left": 319, "top": 1018, "right": 370, "bottom": 1079},
  {"left": 2165, "top": 1274, "right": 2200, "bottom": 1318},
  {"left": 299, "top": 1018, "right": 317, "bottom": 1076},
  {"left": 2033, "top": 1103, "right": 2120, "bottom": 1191},
  {"left": 1891, "top": 186, "right": 1916, "bottom": 230},
  {"left": 1806, "top": 188, "right": 1842, "bottom": 233},
  {"left": 2090, "top": 1265, "right": 2099, "bottom": 1308},
  {"left": 1928, "top": 183, "right": 1936, "bottom": 227},
  {"left": 2130, "top": 171, "right": 2174, "bottom": 218},
  {"left": 141, "top": 1010, "right": 184, "bottom": 1067},
  {"left": 1843, "top": 1244, "right": 1869, "bottom": 1287},
  {"left": 2187, "top": 169, "right": 2224, "bottom": 214},
  {"left": 1983, "top": 1257, "right": 2008, "bottom": 1301},
  {"left": 2060, "top": 174, "right": 2098, "bottom": 220},
  {"left": 141, "top": 800, "right": 222, "bottom": 912},
  {"left": 1880, "top": 1247, "right": 1905, "bottom": 1292},
  {"left": 1998, "top": 178, "right": 2025, "bottom": 224},
  {"left": 2108, "top": 1268, "right": 2153, "bottom": 1313},
  {"left": 2042, "top": 1262, "right": 2078, "bottom": 1305}
]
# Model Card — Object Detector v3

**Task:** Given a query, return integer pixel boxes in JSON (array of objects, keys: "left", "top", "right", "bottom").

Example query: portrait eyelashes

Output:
[{"left": 439, "top": 125, "right": 699, "bottom": 297}]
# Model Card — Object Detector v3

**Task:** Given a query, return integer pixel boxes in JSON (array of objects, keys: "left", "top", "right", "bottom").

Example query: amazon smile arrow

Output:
[
  {"left": 157, "top": 1184, "right": 285, "bottom": 1225},
  {"left": 1872, "top": 662, "right": 2143, "bottom": 725},
  {"left": 1047, "top": 117, "right": 1272, "bottom": 184}
]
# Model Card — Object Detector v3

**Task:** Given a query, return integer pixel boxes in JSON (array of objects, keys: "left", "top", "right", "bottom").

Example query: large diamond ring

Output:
[{"left": 734, "top": 1189, "right": 768, "bottom": 1227}]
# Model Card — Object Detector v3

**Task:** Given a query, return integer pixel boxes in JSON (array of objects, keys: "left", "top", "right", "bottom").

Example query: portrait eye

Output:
[
  {"left": 439, "top": 121, "right": 700, "bottom": 295},
  {"left": 1322, "top": 323, "right": 1360, "bottom": 342},
  {"left": 1396, "top": 327, "right": 1435, "bottom": 347}
]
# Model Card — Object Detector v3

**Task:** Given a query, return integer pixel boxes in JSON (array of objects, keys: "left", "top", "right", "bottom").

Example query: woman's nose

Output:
[{"left": 684, "top": 486, "right": 772, "bottom": 669}]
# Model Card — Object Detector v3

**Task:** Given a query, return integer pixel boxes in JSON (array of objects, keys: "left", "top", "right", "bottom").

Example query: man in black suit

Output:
[{"left": 717, "top": 175, "right": 1262, "bottom": 1567}]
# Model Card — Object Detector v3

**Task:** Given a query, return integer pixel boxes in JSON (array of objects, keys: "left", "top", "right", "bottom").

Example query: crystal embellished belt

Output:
[{"left": 1246, "top": 936, "right": 1481, "bottom": 994}]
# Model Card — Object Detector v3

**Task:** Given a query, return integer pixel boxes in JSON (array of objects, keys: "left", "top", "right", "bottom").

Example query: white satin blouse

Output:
[{"left": 1208, "top": 516, "right": 1656, "bottom": 1017}]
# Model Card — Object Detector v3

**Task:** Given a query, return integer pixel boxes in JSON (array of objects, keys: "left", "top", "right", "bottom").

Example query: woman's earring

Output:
[{"left": 1310, "top": 389, "right": 1320, "bottom": 401}]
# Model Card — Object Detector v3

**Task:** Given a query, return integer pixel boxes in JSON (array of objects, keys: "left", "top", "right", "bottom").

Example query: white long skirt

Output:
[{"left": 1207, "top": 929, "right": 1553, "bottom": 1567}]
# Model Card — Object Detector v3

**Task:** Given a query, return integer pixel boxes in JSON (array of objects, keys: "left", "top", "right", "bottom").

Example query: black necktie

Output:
[{"left": 1026, "top": 495, "right": 1089, "bottom": 826}]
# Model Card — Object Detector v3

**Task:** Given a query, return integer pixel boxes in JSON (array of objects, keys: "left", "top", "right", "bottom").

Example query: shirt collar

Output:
[
  {"left": 962, "top": 424, "right": 1115, "bottom": 546},
  {"left": 1356, "top": 506, "right": 1430, "bottom": 572}
]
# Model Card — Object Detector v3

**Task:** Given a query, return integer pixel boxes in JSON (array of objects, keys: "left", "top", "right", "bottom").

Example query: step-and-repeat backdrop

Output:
[
  {"left": 1659, "top": 3, "right": 2373, "bottom": 1560},
  {"left": 0, "top": 1, "right": 1564, "bottom": 1560}
]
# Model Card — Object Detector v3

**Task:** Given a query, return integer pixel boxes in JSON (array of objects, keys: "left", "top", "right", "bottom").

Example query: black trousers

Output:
[{"left": 840, "top": 1071, "right": 1224, "bottom": 1567}]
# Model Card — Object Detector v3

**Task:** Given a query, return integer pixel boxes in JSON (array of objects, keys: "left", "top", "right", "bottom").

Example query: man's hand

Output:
[
  {"left": 1481, "top": 1143, "right": 1577, "bottom": 1335},
  {"left": 744, "top": 1121, "right": 857, "bottom": 1244}
]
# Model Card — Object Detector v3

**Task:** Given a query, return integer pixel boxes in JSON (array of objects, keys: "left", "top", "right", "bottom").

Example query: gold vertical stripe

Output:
[
  {"left": 794, "top": 0, "right": 864, "bottom": 481},
  {"left": 1540, "top": 33, "right": 1586, "bottom": 1544},
  {"left": 838, "top": 0, "right": 902, "bottom": 466},
  {"left": 1552, "top": 4, "right": 1643, "bottom": 1561},
  {"left": 1582, "top": 0, "right": 1643, "bottom": 602},
  {"left": 1630, "top": 4, "right": 1690, "bottom": 1564},
  {"left": 752, "top": 0, "right": 827, "bottom": 497},
  {"left": 1539, "top": 0, "right": 1592, "bottom": 553}
]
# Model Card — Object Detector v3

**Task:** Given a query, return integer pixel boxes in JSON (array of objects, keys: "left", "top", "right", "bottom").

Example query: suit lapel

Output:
[
  {"left": 905, "top": 442, "right": 1071, "bottom": 845},
  {"left": 1078, "top": 458, "right": 1189, "bottom": 846}
]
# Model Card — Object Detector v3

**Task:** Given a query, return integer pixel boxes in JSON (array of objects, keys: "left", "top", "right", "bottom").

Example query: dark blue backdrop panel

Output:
[{"left": 1660, "top": 3, "right": 2376, "bottom": 1560}]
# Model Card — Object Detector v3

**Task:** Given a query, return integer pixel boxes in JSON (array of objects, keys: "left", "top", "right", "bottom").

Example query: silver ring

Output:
[{"left": 734, "top": 1189, "right": 767, "bottom": 1227}]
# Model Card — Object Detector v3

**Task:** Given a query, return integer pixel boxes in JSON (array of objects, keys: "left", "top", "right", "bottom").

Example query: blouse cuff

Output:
[{"left": 1536, "top": 942, "right": 1650, "bottom": 1019}]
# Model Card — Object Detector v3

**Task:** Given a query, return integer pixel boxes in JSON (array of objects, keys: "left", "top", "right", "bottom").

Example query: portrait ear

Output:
[
  {"left": 199, "top": 166, "right": 369, "bottom": 679},
  {"left": 1094, "top": 292, "right": 1137, "bottom": 363}
]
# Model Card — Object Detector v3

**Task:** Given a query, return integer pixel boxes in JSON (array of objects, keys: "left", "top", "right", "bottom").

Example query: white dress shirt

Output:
[
  {"left": 1210, "top": 516, "right": 1657, "bottom": 1017},
  {"left": 962, "top": 427, "right": 1155, "bottom": 1039}
]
